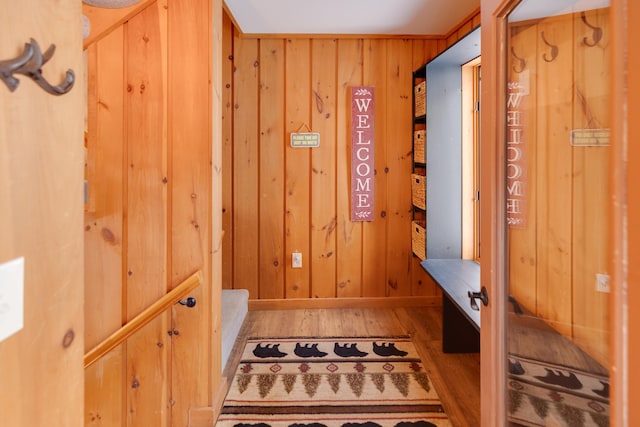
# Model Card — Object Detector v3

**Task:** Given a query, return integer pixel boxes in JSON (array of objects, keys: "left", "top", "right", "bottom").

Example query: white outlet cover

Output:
[
  {"left": 0, "top": 257, "right": 24, "bottom": 343},
  {"left": 595, "top": 273, "right": 611, "bottom": 293},
  {"left": 292, "top": 252, "right": 302, "bottom": 268}
]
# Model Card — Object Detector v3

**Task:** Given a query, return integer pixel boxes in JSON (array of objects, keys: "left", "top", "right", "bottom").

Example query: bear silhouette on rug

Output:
[
  {"left": 294, "top": 343, "right": 328, "bottom": 358},
  {"left": 334, "top": 342, "right": 368, "bottom": 357},
  {"left": 372, "top": 342, "right": 408, "bottom": 357},
  {"left": 252, "top": 343, "right": 287, "bottom": 358},
  {"left": 394, "top": 422, "right": 437, "bottom": 427},
  {"left": 534, "top": 368, "right": 583, "bottom": 390}
]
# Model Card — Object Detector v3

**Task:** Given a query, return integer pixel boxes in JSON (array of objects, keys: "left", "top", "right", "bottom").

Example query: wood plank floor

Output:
[{"left": 222, "top": 306, "right": 481, "bottom": 427}]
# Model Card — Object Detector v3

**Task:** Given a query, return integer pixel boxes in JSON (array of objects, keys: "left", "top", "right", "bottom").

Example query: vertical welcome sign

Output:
[{"left": 351, "top": 86, "right": 375, "bottom": 221}]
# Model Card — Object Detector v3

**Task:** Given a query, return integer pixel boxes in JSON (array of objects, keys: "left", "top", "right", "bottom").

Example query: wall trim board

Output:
[
  {"left": 230, "top": 32, "right": 443, "bottom": 40},
  {"left": 82, "top": 0, "right": 157, "bottom": 49},
  {"left": 248, "top": 296, "right": 441, "bottom": 311},
  {"left": 443, "top": 7, "right": 481, "bottom": 40},
  {"left": 187, "top": 378, "right": 227, "bottom": 427}
]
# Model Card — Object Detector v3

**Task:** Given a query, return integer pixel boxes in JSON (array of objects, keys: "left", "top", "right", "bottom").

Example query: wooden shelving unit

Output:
[{"left": 411, "top": 64, "right": 427, "bottom": 259}]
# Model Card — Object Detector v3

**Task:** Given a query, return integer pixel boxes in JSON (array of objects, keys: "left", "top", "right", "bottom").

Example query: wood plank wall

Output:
[
  {"left": 83, "top": 0, "right": 222, "bottom": 426},
  {"left": 221, "top": 12, "right": 481, "bottom": 301},
  {"left": 0, "top": 1, "right": 85, "bottom": 425},
  {"left": 626, "top": 2, "right": 640, "bottom": 423},
  {"left": 507, "top": 10, "right": 610, "bottom": 366}
]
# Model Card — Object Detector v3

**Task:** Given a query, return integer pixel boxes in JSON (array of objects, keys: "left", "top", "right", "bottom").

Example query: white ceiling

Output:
[{"left": 223, "top": 0, "right": 480, "bottom": 36}]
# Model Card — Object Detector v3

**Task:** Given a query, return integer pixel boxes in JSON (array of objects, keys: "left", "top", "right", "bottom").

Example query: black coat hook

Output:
[
  {"left": 0, "top": 38, "right": 74, "bottom": 95},
  {"left": 510, "top": 47, "right": 526, "bottom": 73},
  {"left": 581, "top": 12, "right": 603, "bottom": 47},
  {"left": 541, "top": 31, "right": 559, "bottom": 63}
]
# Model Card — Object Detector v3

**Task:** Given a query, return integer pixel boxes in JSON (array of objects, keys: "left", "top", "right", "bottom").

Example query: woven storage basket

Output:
[
  {"left": 411, "top": 173, "right": 426, "bottom": 210},
  {"left": 414, "top": 81, "right": 426, "bottom": 117},
  {"left": 411, "top": 220, "right": 426, "bottom": 259},
  {"left": 414, "top": 130, "right": 425, "bottom": 163}
]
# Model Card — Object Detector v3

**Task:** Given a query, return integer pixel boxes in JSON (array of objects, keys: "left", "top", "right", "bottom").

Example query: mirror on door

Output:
[{"left": 504, "top": 1, "right": 611, "bottom": 425}]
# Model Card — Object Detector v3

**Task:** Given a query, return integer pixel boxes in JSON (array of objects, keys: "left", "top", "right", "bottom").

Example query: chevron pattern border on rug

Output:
[{"left": 216, "top": 336, "right": 451, "bottom": 427}]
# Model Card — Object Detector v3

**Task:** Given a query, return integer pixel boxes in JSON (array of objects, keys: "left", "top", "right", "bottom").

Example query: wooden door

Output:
[{"left": 0, "top": 1, "right": 84, "bottom": 426}]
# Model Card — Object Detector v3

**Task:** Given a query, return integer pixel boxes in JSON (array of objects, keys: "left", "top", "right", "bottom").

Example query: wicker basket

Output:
[
  {"left": 411, "top": 220, "right": 426, "bottom": 260},
  {"left": 414, "top": 81, "right": 426, "bottom": 117},
  {"left": 411, "top": 173, "right": 426, "bottom": 210},
  {"left": 414, "top": 130, "right": 425, "bottom": 163}
]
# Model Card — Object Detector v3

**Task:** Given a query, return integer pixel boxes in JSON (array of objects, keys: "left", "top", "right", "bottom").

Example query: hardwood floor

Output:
[{"left": 222, "top": 306, "right": 481, "bottom": 427}]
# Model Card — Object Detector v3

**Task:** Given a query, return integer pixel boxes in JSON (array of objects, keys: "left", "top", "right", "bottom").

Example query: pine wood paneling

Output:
[
  {"left": 311, "top": 39, "right": 338, "bottom": 298},
  {"left": 0, "top": 1, "right": 84, "bottom": 426},
  {"left": 336, "top": 39, "right": 364, "bottom": 298},
  {"left": 535, "top": 18, "right": 574, "bottom": 337},
  {"left": 125, "top": 3, "right": 170, "bottom": 425},
  {"left": 626, "top": 2, "right": 640, "bottom": 424},
  {"left": 84, "top": 1, "right": 219, "bottom": 426},
  {"left": 571, "top": 8, "right": 610, "bottom": 366},
  {"left": 211, "top": 0, "right": 225, "bottom": 401},
  {"left": 221, "top": 12, "right": 234, "bottom": 289},
  {"left": 169, "top": 0, "right": 212, "bottom": 424},
  {"left": 505, "top": 13, "right": 611, "bottom": 364},
  {"left": 285, "top": 38, "right": 312, "bottom": 298},
  {"left": 361, "top": 39, "right": 388, "bottom": 297},
  {"left": 224, "top": 22, "right": 480, "bottom": 301},
  {"left": 85, "top": 24, "right": 125, "bottom": 353},
  {"left": 385, "top": 39, "right": 413, "bottom": 297},
  {"left": 233, "top": 35, "right": 260, "bottom": 298},
  {"left": 85, "top": 28, "right": 126, "bottom": 427},
  {"left": 259, "top": 39, "right": 286, "bottom": 299}
]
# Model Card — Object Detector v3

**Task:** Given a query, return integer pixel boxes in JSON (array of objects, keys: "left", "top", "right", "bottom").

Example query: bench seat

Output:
[{"left": 420, "top": 259, "right": 481, "bottom": 353}]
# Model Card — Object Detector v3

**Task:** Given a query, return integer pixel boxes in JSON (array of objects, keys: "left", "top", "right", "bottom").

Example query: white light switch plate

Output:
[{"left": 0, "top": 257, "right": 24, "bottom": 343}]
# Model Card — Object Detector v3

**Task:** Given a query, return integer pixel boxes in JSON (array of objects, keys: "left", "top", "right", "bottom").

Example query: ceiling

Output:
[{"left": 223, "top": 0, "right": 480, "bottom": 36}]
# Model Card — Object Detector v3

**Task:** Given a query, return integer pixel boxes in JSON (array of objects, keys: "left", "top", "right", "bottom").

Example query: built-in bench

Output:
[{"left": 420, "top": 259, "right": 481, "bottom": 353}]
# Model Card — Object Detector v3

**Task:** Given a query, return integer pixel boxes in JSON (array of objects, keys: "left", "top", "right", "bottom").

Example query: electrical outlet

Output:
[
  {"left": 595, "top": 273, "right": 610, "bottom": 293},
  {"left": 0, "top": 257, "right": 24, "bottom": 343},
  {"left": 292, "top": 252, "right": 302, "bottom": 268}
]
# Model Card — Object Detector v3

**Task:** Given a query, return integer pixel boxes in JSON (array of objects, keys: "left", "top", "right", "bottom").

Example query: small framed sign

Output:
[
  {"left": 290, "top": 132, "right": 320, "bottom": 148},
  {"left": 570, "top": 129, "right": 610, "bottom": 147}
]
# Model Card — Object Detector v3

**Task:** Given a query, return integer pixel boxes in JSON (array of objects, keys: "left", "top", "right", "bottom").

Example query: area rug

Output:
[
  {"left": 216, "top": 336, "right": 451, "bottom": 427},
  {"left": 507, "top": 354, "right": 610, "bottom": 427}
]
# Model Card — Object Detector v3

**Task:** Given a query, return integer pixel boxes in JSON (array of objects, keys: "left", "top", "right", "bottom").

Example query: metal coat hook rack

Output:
[{"left": 0, "top": 38, "right": 75, "bottom": 95}]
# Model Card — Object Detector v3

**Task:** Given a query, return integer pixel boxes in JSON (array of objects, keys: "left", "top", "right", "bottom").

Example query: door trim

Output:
[{"left": 479, "top": 0, "right": 524, "bottom": 425}]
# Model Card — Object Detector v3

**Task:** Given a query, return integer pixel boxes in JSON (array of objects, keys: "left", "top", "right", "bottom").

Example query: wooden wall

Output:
[
  {"left": 625, "top": 1, "right": 640, "bottom": 422},
  {"left": 0, "top": 1, "right": 84, "bottom": 426},
  {"left": 221, "top": 12, "right": 481, "bottom": 301},
  {"left": 506, "top": 9, "right": 610, "bottom": 366},
  {"left": 83, "top": 0, "right": 223, "bottom": 426}
]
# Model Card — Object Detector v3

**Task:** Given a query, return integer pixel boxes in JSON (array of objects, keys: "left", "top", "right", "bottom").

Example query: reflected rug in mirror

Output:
[
  {"left": 216, "top": 336, "right": 451, "bottom": 427},
  {"left": 507, "top": 354, "right": 609, "bottom": 427}
]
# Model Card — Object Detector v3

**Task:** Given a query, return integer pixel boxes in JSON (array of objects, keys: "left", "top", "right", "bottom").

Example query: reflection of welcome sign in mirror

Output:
[{"left": 426, "top": 27, "right": 480, "bottom": 258}]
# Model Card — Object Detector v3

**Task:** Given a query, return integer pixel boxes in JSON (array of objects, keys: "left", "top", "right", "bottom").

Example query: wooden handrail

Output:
[{"left": 84, "top": 270, "right": 203, "bottom": 368}]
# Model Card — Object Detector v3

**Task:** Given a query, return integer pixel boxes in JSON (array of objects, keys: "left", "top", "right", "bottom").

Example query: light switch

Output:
[{"left": 0, "top": 257, "right": 24, "bottom": 343}]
